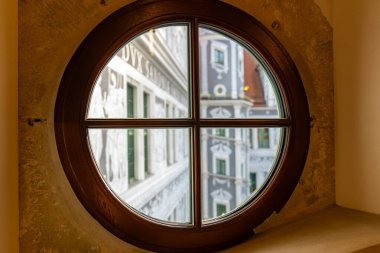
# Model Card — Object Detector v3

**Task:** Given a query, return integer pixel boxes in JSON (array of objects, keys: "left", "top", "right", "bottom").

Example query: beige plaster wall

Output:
[
  {"left": 335, "top": 0, "right": 380, "bottom": 215},
  {"left": 0, "top": 1, "right": 18, "bottom": 253},
  {"left": 18, "top": 0, "right": 333, "bottom": 252}
]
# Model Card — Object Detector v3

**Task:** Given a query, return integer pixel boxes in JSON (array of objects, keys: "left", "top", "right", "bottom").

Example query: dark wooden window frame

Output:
[{"left": 55, "top": 0, "right": 310, "bottom": 252}]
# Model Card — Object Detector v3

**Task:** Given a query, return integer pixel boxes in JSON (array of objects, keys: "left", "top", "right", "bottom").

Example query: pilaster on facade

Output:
[
  {"left": 135, "top": 129, "right": 145, "bottom": 181},
  {"left": 230, "top": 40, "right": 238, "bottom": 99},
  {"left": 233, "top": 104, "right": 242, "bottom": 119},
  {"left": 234, "top": 177, "right": 244, "bottom": 205},
  {"left": 200, "top": 39, "right": 210, "bottom": 97}
]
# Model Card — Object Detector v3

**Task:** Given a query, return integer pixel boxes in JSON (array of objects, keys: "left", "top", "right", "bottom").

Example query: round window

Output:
[{"left": 55, "top": 0, "right": 310, "bottom": 252}]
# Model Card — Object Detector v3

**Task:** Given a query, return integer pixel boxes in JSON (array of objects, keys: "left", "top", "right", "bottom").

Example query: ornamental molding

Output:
[
  {"left": 209, "top": 107, "right": 231, "bottom": 118},
  {"left": 211, "top": 188, "right": 232, "bottom": 200}
]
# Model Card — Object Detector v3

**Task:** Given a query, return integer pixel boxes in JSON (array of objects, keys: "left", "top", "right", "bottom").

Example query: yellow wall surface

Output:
[
  {"left": 0, "top": 0, "right": 18, "bottom": 253},
  {"left": 335, "top": 0, "right": 380, "bottom": 215}
]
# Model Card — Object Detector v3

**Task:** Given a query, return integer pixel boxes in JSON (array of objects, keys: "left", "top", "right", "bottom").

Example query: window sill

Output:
[{"left": 222, "top": 206, "right": 380, "bottom": 253}]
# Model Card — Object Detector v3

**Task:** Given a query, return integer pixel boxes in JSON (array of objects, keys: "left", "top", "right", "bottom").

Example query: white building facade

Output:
[{"left": 88, "top": 26, "right": 191, "bottom": 223}]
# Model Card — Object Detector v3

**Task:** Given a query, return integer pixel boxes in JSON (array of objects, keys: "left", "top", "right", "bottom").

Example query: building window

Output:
[
  {"left": 215, "top": 128, "right": 226, "bottom": 137},
  {"left": 214, "top": 49, "right": 224, "bottom": 66},
  {"left": 249, "top": 129, "right": 254, "bottom": 148},
  {"left": 210, "top": 40, "right": 229, "bottom": 79},
  {"left": 127, "top": 84, "right": 135, "bottom": 181},
  {"left": 250, "top": 173, "right": 257, "bottom": 193},
  {"left": 143, "top": 92, "right": 149, "bottom": 118},
  {"left": 143, "top": 92, "right": 149, "bottom": 174},
  {"left": 258, "top": 128, "right": 270, "bottom": 149},
  {"left": 216, "top": 203, "right": 227, "bottom": 216},
  {"left": 127, "top": 129, "right": 135, "bottom": 181},
  {"left": 212, "top": 153, "right": 230, "bottom": 177},
  {"left": 143, "top": 129, "right": 149, "bottom": 174},
  {"left": 55, "top": 0, "right": 310, "bottom": 251},
  {"left": 127, "top": 84, "right": 134, "bottom": 118},
  {"left": 216, "top": 159, "right": 226, "bottom": 175}
]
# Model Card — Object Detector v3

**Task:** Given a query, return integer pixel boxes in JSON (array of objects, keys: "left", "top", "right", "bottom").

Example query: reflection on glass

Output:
[
  {"left": 88, "top": 128, "right": 192, "bottom": 224},
  {"left": 199, "top": 27, "right": 281, "bottom": 119},
  {"left": 201, "top": 127, "right": 283, "bottom": 221},
  {"left": 88, "top": 25, "right": 189, "bottom": 119}
]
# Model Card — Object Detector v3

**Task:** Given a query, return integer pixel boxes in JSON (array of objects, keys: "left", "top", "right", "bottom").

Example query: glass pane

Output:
[
  {"left": 88, "top": 128, "right": 192, "bottom": 224},
  {"left": 88, "top": 24, "right": 189, "bottom": 119},
  {"left": 201, "top": 127, "right": 283, "bottom": 221},
  {"left": 199, "top": 27, "right": 281, "bottom": 119}
]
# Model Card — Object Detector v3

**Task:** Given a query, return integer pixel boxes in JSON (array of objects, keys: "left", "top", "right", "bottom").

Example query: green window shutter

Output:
[
  {"left": 143, "top": 92, "right": 149, "bottom": 173},
  {"left": 216, "top": 128, "right": 226, "bottom": 137},
  {"left": 127, "top": 84, "right": 135, "bottom": 180},
  {"left": 127, "top": 84, "right": 134, "bottom": 118},
  {"left": 128, "top": 129, "right": 135, "bottom": 181},
  {"left": 143, "top": 92, "right": 149, "bottom": 118},
  {"left": 144, "top": 129, "right": 148, "bottom": 174},
  {"left": 216, "top": 159, "right": 226, "bottom": 175},
  {"left": 249, "top": 173, "right": 257, "bottom": 193},
  {"left": 258, "top": 128, "right": 270, "bottom": 149},
  {"left": 216, "top": 204, "right": 227, "bottom": 216}
]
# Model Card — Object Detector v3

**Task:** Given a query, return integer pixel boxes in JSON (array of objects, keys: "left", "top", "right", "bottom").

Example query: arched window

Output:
[{"left": 55, "top": 0, "right": 310, "bottom": 252}]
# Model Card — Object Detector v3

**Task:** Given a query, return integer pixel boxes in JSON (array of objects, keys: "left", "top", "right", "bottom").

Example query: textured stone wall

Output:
[{"left": 19, "top": 0, "right": 333, "bottom": 252}]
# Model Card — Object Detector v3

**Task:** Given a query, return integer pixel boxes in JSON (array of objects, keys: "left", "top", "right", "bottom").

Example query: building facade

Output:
[
  {"left": 87, "top": 25, "right": 281, "bottom": 223},
  {"left": 199, "top": 27, "right": 280, "bottom": 219}
]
